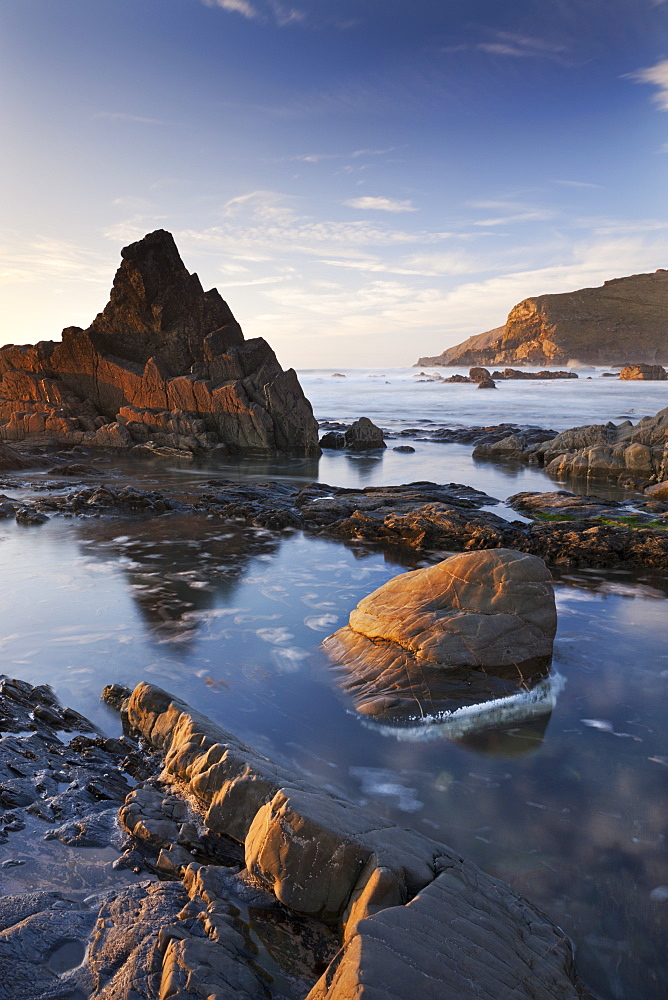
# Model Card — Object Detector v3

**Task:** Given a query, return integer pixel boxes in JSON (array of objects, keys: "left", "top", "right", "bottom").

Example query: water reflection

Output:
[
  {"left": 359, "top": 672, "right": 563, "bottom": 753},
  {"left": 1, "top": 517, "right": 666, "bottom": 1000},
  {"left": 77, "top": 515, "right": 282, "bottom": 643}
]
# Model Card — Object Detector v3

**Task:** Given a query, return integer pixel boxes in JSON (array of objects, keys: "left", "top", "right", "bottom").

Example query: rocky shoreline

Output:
[{"left": 0, "top": 676, "right": 592, "bottom": 1000}]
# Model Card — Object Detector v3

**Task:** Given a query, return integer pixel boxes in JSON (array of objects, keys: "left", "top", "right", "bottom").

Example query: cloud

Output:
[
  {"left": 94, "top": 112, "right": 163, "bottom": 125},
  {"left": 289, "top": 147, "right": 395, "bottom": 164},
  {"left": 468, "top": 201, "right": 555, "bottom": 227},
  {"left": 626, "top": 59, "right": 668, "bottom": 110},
  {"left": 553, "top": 180, "right": 601, "bottom": 189},
  {"left": 203, "top": 0, "right": 259, "bottom": 19},
  {"left": 476, "top": 32, "right": 568, "bottom": 63},
  {"left": 202, "top": 0, "right": 306, "bottom": 26},
  {"left": 344, "top": 196, "right": 417, "bottom": 213},
  {"left": 474, "top": 211, "right": 555, "bottom": 227}
]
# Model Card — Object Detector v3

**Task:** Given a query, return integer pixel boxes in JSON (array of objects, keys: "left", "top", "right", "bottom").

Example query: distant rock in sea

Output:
[
  {"left": 417, "top": 269, "right": 668, "bottom": 367},
  {"left": 0, "top": 230, "right": 319, "bottom": 455}
]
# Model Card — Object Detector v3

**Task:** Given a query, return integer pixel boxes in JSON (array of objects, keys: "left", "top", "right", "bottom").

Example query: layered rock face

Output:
[
  {"left": 0, "top": 230, "right": 319, "bottom": 454},
  {"left": 417, "top": 269, "right": 668, "bottom": 367},
  {"left": 106, "top": 680, "right": 590, "bottom": 1000},
  {"left": 324, "top": 549, "right": 557, "bottom": 718}
]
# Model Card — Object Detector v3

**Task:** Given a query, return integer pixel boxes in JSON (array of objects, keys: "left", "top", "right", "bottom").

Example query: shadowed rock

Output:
[
  {"left": 0, "top": 230, "right": 319, "bottom": 455},
  {"left": 324, "top": 549, "right": 556, "bottom": 718}
]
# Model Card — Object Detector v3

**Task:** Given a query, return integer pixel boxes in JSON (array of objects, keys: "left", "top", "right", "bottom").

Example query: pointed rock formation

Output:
[
  {"left": 417, "top": 269, "right": 668, "bottom": 367},
  {"left": 0, "top": 230, "right": 319, "bottom": 454}
]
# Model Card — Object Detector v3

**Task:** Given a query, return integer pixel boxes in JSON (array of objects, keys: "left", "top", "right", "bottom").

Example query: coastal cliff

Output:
[
  {"left": 0, "top": 230, "right": 319, "bottom": 454},
  {"left": 418, "top": 269, "right": 668, "bottom": 367}
]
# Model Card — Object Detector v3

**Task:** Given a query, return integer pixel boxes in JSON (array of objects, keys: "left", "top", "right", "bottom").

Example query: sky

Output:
[{"left": 1, "top": 0, "right": 667, "bottom": 368}]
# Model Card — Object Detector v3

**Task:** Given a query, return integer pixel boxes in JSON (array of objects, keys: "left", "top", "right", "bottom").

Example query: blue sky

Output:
[{"left": 1, "top": 0, "right": 667, "bottom": 367}]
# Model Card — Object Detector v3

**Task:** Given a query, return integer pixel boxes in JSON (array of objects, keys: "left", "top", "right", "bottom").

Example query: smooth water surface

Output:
[{"left": 0, "top": 370, "right": 666, "bottom": 999}]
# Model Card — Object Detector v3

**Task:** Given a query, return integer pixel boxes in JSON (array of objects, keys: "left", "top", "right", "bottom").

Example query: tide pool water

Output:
[{"left": 0, "top": 370, "right": 666, "bottom": 1000}]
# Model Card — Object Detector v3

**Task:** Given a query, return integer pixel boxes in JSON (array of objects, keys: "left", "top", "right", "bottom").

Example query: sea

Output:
[{"left": 1, "top": 366, "right": 667, "bottom": 1000}]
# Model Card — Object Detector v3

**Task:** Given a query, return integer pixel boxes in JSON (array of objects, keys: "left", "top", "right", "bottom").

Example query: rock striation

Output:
[
  {"left": 323, "top": 549, "right": 557, "bottom": 718},
  {"left": 103, "top": 680, "right": 591, "bottom": 1000},
  {"left": 417, "top": 269, "right": 668, "bottom": 367},
  {"left": 0, "top": 230, "right": 319, "bottom": 455}
]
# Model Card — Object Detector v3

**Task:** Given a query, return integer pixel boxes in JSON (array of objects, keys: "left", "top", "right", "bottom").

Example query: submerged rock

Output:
[
  {"left": 324, "top": 549, "right": 556, "bottom": 717},
  {"left": 0, "top": 230, "right": 319, "bottom": 456}
]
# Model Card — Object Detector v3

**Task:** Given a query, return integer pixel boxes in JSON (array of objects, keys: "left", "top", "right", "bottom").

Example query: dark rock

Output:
[
  {"left": 393, "top": 445, "right": 415, "bottom": 453},
  {"left": 0, "top": 442, "right": 32, "bottom": 470},
  {"left": 319, "top": 430, "right": 345, "bottom": 449},
  {"left": 343, "top": 417, "right": 385, "bottom": 450},
  {"left": 468, "top": 366, "right": 491, "bottom": 382},
  {"left": 476, "top": 378, "right": 497, "bottom": 389},
  {"left": 490, "top": 368, "right": 578, "bottom": 380},
  {"left": 47, "top": 463, "right": 101, "bottom": 476},
  {"left": 0, "top": 230, "right": 319, "bottom": 456},
  {"left": 14, "top": 508, "right": 49, "bottom": 525}
]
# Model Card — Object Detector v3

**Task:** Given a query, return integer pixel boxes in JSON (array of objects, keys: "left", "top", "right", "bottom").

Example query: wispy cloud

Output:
[
  {"left": 203, "top": 0, "right": 259, "bottom": 20},
  {"left": 94, "top": 112, "right": 163, "bottom": 125},
  {"left": 474, "top": 211, "right": 555, "bottom": 227},
  {"left": 553, "top": 179, "right": 601, "bottom": 189},
  {"left": 626, "top": 59, "right": 668, "bottom": 110},
  {"left": 344, "top": 196, "right": 417, "bottom": 213},
  {"left": 469, "top": 200, "right": 555, "bottom": 227},
  {"left": 476, "top": 32, "right": 568, "bottom": 63},
  {"left": 290, "top": 147, "right": 395, "bottom": 164},
  {"left": 202, "top": 0, "right": 306, "bottom": 26}
]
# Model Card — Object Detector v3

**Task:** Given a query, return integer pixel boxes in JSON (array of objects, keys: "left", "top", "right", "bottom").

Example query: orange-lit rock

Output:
[{"left": 0, "top": 230, "right": 319, "bottom": 455}]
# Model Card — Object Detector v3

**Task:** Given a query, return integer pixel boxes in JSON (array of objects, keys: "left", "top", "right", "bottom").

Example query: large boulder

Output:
[
  {"left": 324, "top": 549, "right": 556, "bottom": 718},
  {"left": 417, "top": 268, "right": 668, "bottom": 367},
  {"left": 344, "top": 417, "right": 386, "bottom": 450},
  {"left": 0, "top": 231, "right": 319, "bottom": 455}
]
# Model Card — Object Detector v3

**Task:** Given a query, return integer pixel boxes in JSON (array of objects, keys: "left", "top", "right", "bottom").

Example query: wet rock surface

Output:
[
  {"left": 94, "top": 680, "right": 591, "bottom": 1000},
  {"left": 0, "top": 230, "right": 319, "bottom": 456},
  {"left": 472, "top": 406, "right": 668, "bottom": 489},
  {"left": 2, "top": 470, "right": 668, "bottom": 571},
  {"left": 324, "top": 549, "right": 557, "bottom": 718}
]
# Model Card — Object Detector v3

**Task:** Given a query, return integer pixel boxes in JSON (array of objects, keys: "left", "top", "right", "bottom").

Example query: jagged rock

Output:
[
  {"left": 323, "top": 549, "right": 556, "bottom": 717},
  {"left": 101, "top": 681, "right": 591, "bottom": 1000},
  {"left": 475, "top": 407, "right": 668, "bottom": 486},
  {"left": 620, "top": 363, "right": 667, "bottom": 380},
  {"left": 0, "top": 230, "right": 319, "bottom": 455},
  {"left": 417, "top": 268, "right": 668, "bottom": 367}
]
